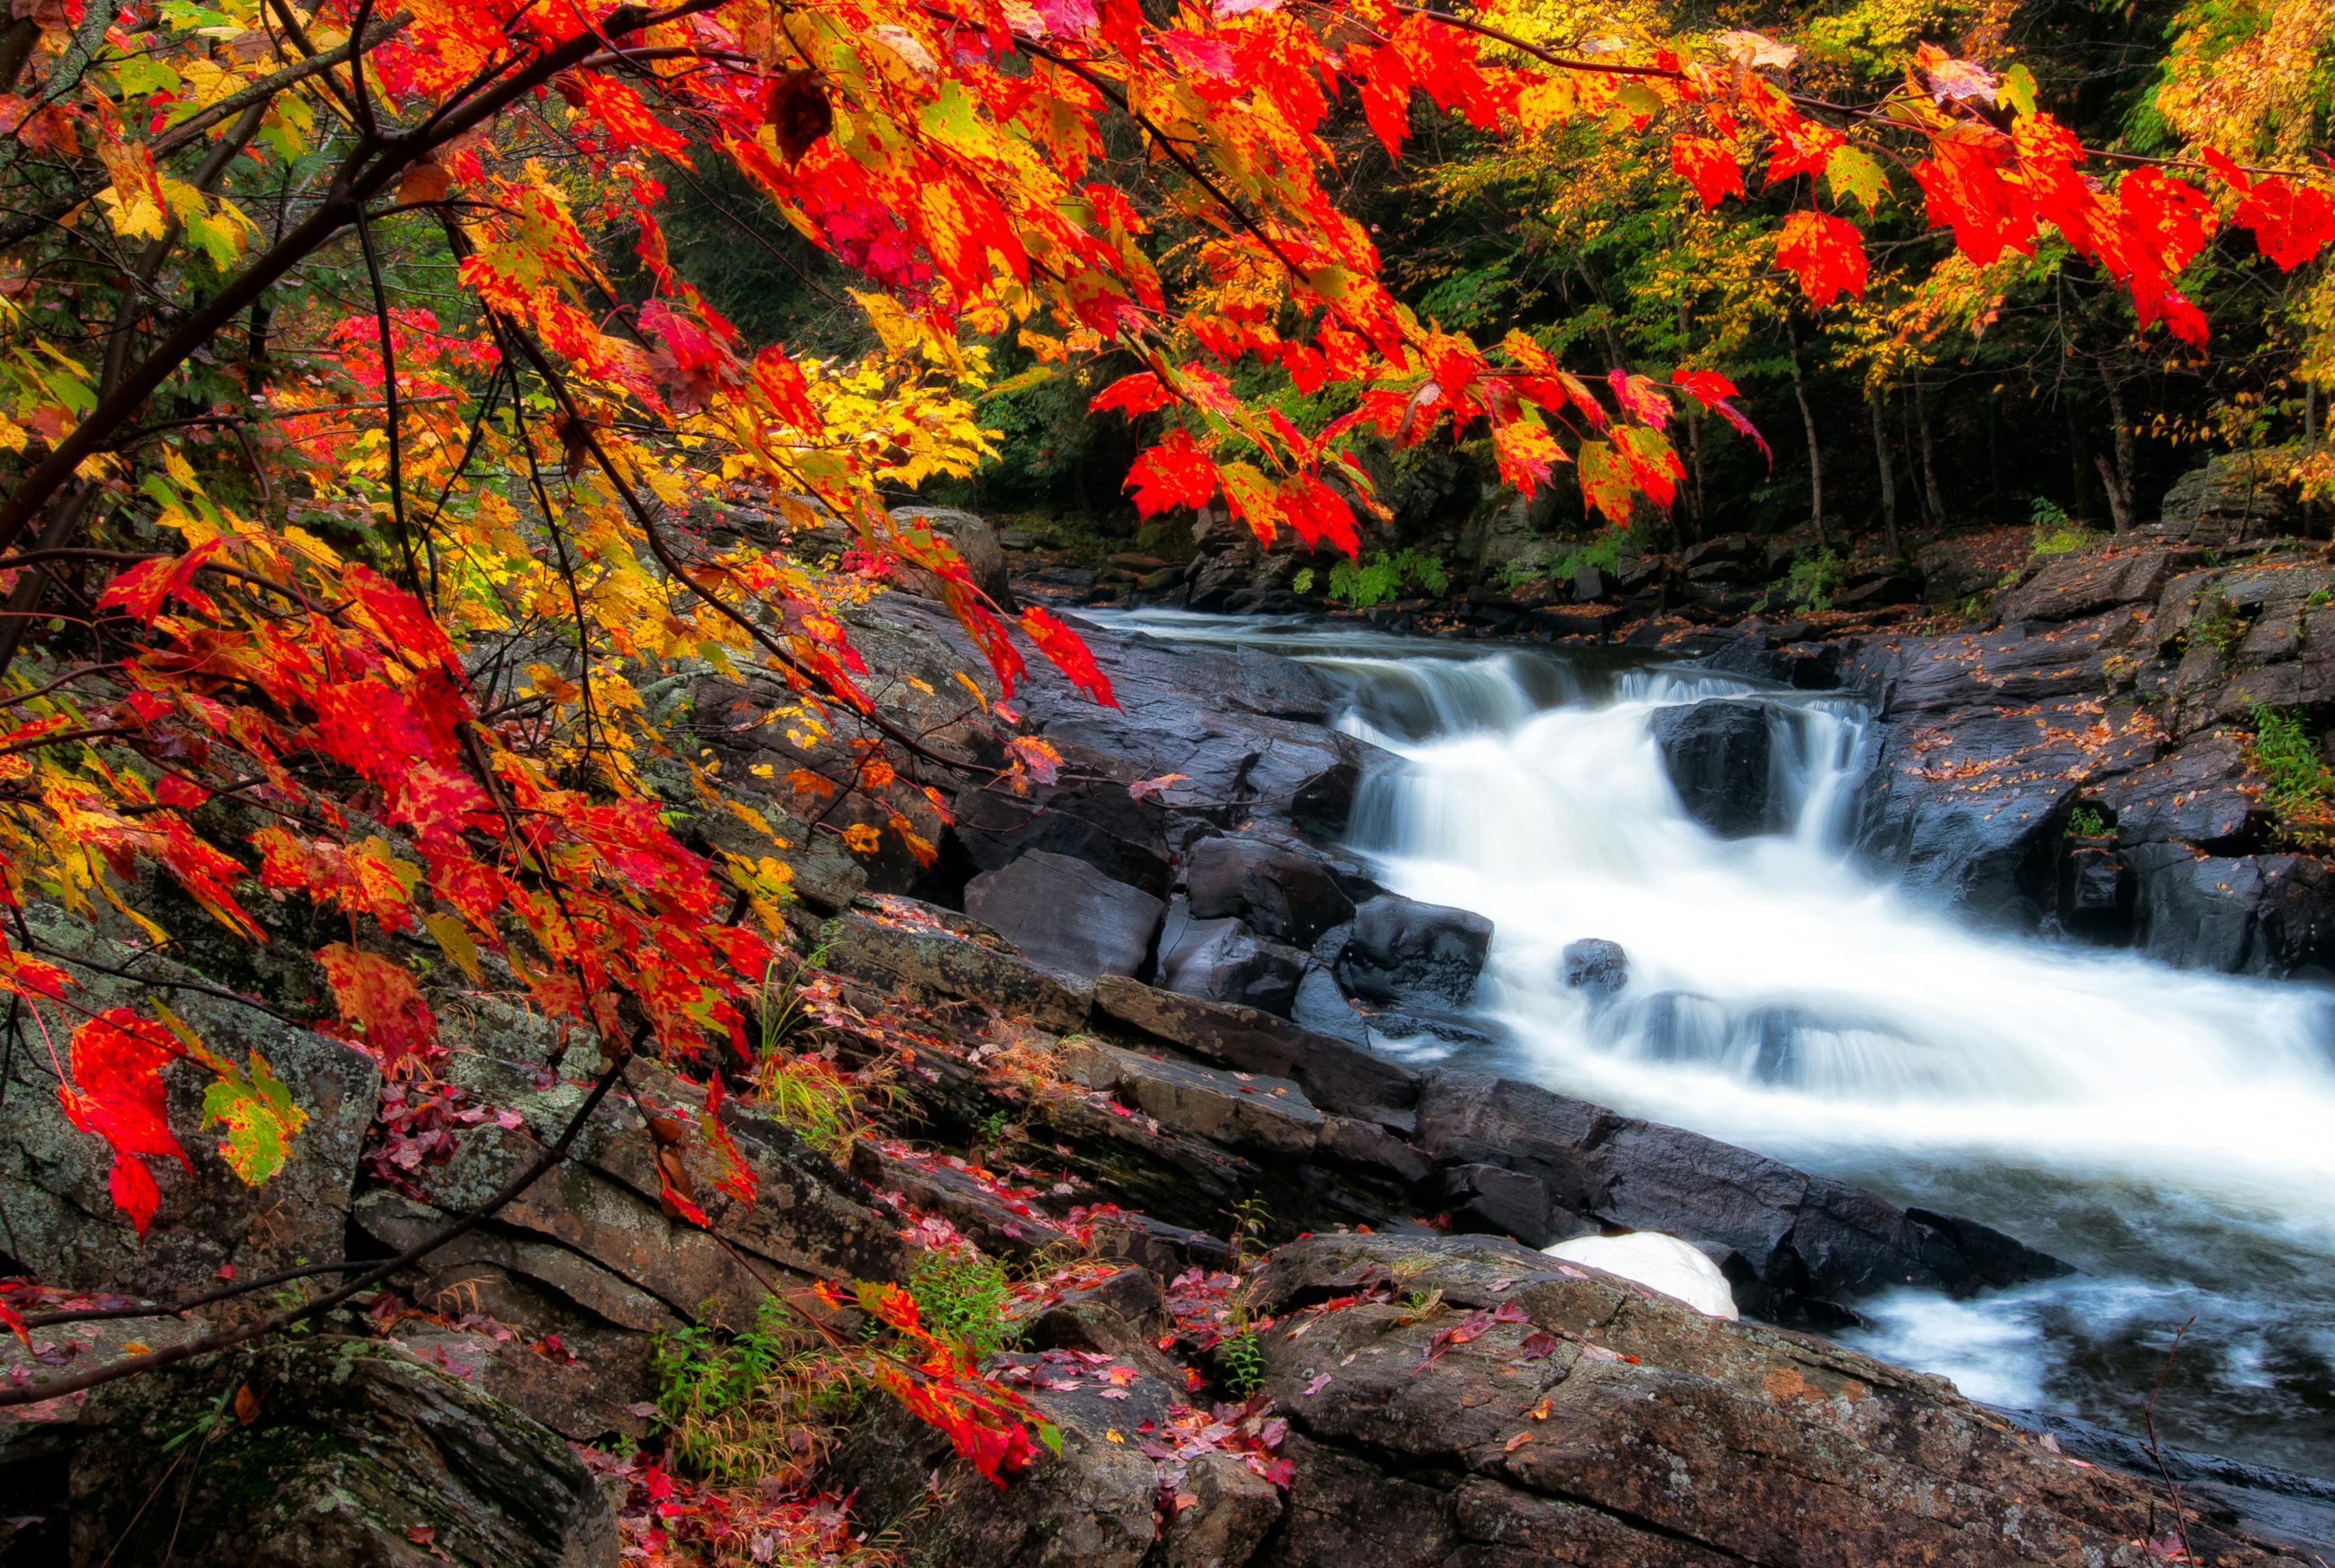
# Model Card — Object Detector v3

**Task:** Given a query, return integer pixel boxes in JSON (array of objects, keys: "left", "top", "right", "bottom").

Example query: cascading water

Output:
[{"left": 1093, "top": 609, "right": 2335, "bottom": 1478}]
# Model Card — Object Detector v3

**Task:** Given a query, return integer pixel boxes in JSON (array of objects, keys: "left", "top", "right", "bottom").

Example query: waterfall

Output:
[{"left": 1090, "top": 609, "right": 2335, "bottom": 1478}]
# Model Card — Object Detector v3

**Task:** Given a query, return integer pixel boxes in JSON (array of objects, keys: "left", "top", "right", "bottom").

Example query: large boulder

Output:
[
  {"left": 891, "top": 503, "right": 1018, "bottom": 611},
  {"left": 1183, "top": 834, "right": 1357, "bottom": 948},
  {"left": 966, "top": 850, "right": 1168, "bottom": 981},
  {"left": 54, "top": 1338, "right": 618, "bottom": 1568},
  {"left": 2126, "top": 844, "right": 2335, "bottom": 976},
  {"left": 1241, "top": 1232, "right": 2292, "bottom": 1568},
  {"left": 1338, "top": 894, "right": 1493, "bottom": 1010},
  {"left": 1649, "top": 699, "right": 1783, "bottom": 838},
  {"left": 2157, "top": 449, "right": 2298, "bottom": 546},
  {"left": 0, "top": 911, "right": 379, "bottom": 1302}
]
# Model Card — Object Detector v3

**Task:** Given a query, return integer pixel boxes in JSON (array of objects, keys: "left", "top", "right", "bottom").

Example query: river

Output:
[{"left": 1089, "top": 608, "right": 2335, "bottom": 1482}]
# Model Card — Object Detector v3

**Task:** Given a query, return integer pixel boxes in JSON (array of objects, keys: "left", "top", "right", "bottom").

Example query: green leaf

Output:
[
  {"left": 200, "top": 1049, "right": 307, "bottom": 1186},
  {"left": 1825, "top": 145, "right": 1889, "bottom": 215},
  {"left": 1998, "top": 65, "right": 2038, "bottom": 120}
]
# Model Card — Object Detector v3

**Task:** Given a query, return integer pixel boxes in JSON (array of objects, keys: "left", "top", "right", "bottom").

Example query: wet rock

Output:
[
  {"left": 966, "top": 850, "right": 1167, "bottom": 981},
  {"left": 1833, "top": 572, "right": 1922, "bottom": 612},
  {"left": 1338, "top": 893, "right": 1494, "bottom": 1010},
  {"left": 62, "top": 1338, "right": 618, "bottom": 1568},
  {"left": 2059, "top": 844, "right": 2133, "bottom": 936},
  {"left": 2126, "top": 844, "right": 2335, "bottom": 976},
  {"left": 891, "top": 503, "right": 1018, "bottom": 612},
  {"left": 2093, "top": 735, "right": 2260, "bottom": 848},
  {"left": 1411, "top": 1068, "right": 2066, "bottom": 1316},
  {"left": 1649, "top": 699, "right": 1782, "bottom": 838},
  {"left": 0, "top": 910, "right": 378, "bottom": 1302},
  {"left": 1241, "top": 1232, "right": 2288, "bottom": 1568},
  {"left": 1184, "top": 834, "right": 1356, "bottom": 948},
  {"left": 1155, "top": 904, "right": 1311, "bottom": 1018},
  {"left": 1559, "top": 938, "right": 1629, "bottom": 1003}
]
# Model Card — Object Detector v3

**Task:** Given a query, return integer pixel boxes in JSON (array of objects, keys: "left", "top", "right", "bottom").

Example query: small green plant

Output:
[
  {"left": 1324, "top": 549, "right": 1449, "bottom": 609},
  {"left": 651, "top": 1298, "right": 857, "bottom": 1486},
  {"left": 2309, "top": 586, "right": 2331, "bottom": 609},
  {"left": 906, "top": 1248, "right": 1020, "bottom": 1362},
  {"left": 2066, "top": 805, "right": 2109, "bottom": 838},
  {"left": 2028, "top": 496, "right": 2100, "bottom": 559},
  {"left": 1291, "top": 566, "right": 1315, "bottom": 594},
  {"left": 2190, "top": 592, "right": 2250, "bottom": 655},
  {"left": 1760, "top": 548, "right": 1843, "bottom": 614},
  {"left": 1217, "top": 1327, "right": 1267, "bottom": 1398},
  {"left": 2246, "top": 703, "right": 2335, "bottom": 820}
]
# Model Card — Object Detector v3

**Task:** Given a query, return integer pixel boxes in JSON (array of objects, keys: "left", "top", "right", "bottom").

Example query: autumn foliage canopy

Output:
[{"left": 0, "top": 0, "right": 2326, "bottom": 1465}]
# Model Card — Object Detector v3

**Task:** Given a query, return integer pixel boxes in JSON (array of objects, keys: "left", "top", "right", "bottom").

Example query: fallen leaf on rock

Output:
[{"left": 1504, "top": 1430, "right": 1534, "bottom": 1452}]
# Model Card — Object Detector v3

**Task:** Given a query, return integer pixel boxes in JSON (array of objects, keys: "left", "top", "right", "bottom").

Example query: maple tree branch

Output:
[
  {"left": 353, "top": 198, "right": 424, "bottom": 592},
  {"left": 0, "top": 0, "right": 725, "bottom": 563},
  {"left": 0, "top": 1020, "right": 647, "bottom": 1408},
  {"left": 0, "top": 15, "right": 414, "bottom": 254}
]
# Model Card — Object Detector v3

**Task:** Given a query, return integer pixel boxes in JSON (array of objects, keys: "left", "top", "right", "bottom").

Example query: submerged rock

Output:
[{"left": 1559, "top": 937, "right": 1630, "bottom": 1002}]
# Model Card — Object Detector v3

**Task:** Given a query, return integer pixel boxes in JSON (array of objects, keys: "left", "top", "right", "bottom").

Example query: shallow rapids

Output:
[{"left": 1091, "top": 608, "right": 2335, "bottom": 1479}]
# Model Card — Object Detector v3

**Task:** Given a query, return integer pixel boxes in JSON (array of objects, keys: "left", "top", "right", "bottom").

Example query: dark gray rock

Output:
[
  {"left": 1184, "top": 834, "right": 1356, "bottom": 947},
  {"left": 1155, "top": 904, "right": 1311, "bottom": 1017},
  {"left": 1339, "top": 893, "right": 1493, "bottom": 1010},
  {"left": 2158, "top": 448, "right": 2298, "bottom": 545},
  {"left": 2126, "top": 844, "right": 2335, "bottom": 976},
  {"left": 965, "top": 849, "right": 1167, "bottom": 981},
  {"left": 1090, "top": 975, "right": 1422, "bottom": 1124},
  {"left": 1559, "top": 938, "right": 1629, "bottom": 1002},
  {"left": 1649, "top": 699, "right": 1783, "bottom": 837},
  {"left": 890, "top": 503, "right": 1018, "bottom": 612}
]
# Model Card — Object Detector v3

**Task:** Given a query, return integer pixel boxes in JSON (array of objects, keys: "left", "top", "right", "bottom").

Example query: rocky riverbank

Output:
[{"left": 5, "top": 532, "right": 2333, "bottom": 1565}]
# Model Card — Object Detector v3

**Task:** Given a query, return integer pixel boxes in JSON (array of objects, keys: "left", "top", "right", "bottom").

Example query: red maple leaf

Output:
[
  {"left": 2236, "top": 177, "right": 2335, "bottom": 272},
  {"left": 315, "top": 944, "right": 441, "bottom": 1072},
  {"left": 59, "top": 1009, "right": 193, "bottom": 1236},
  {"left": 1125, "top": 429, "right": 1218, "bottom": 516},
  {"left": 1775, "top": 209, "right": 1869, "bottom": 305},
  {"left": 1670, "top": 136, "right": 1744, "bottom": 208}
]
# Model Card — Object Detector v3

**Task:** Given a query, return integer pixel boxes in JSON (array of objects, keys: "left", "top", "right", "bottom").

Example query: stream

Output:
[{"left": 1089, "top": 608, "right": 2335, "bottom": 1482}]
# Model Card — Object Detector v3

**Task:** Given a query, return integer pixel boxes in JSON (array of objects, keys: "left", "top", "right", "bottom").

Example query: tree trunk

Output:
[
  {"left": 1915, "top": 375, "right": 1947, "bottom": 527},
  {"left": 2098, "top": 365, "right": 2137, "bottom": 531},
  {"left": 1870, "top": 383, "right": 1901, "bottom": 558},
  {"left": 1986, "top": 400, "right": 2007, "bottom": 522},
  {"left": 1786, "top": 321, "right": 1828, "bottom": 549}
]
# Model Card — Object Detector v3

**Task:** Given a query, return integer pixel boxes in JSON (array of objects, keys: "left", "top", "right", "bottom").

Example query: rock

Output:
[
  {"left": 1649, "top": 699, "right": 1782, "bottom": 838},
  {"left": 1090, "top": 975, "right": 1422, "bottom": 1125},
  {"left": 357, "top": 1053, "right": 906, "bottom": 1340},
  {"left": 2126, "top": 844, "right": 2335, "bottom": 976},
  {"left": 1996, "top": 544, "right": 2175, "bottom": 626},
  {"left": 999, "top": 527, "right": 1037, "bottom": 551},
  {"left": 1155, "top": 905, "right": 1310, "bottom": 1017},
  {"left": 0, "top": 910, "right": 378, "bottom": 1303},
  {"left": 2093, "top": 735, "right": 2260, "bottom": 848},
  {"left": 1412, "top": 1068, "right": 2068, "bottom": 1316},
  {"left": 2158, "top": 448, "right": 2298, "bottom": 545},
  {"left": 837, "top": 1350, "right": 1221, "bottom": 1568},
  {"left": 1558, "top": 938, "right": 1629, "bottom": 1003},
  {"left": 826, "top": 903, "right": 1092, "bottom": 1032},
  {"left": 1338, "top": 893, "right": 1494, "bottom": 1010},
  {"left": 2059, "top": 844, "right": 2132, "bottom": 936},
  {"left": 1239, "top": 1232, "right": 2289, "bottom": 1568},
  {"left": 1061, "top": 1040, "right": 1327, "bottom": 1158},
  {"left": 1832, "top": 572, "right": 1922, "bottom": 611},
  {"left": 891, "top": 504, "right": 1019, "bottom": 612},
  {"left": 965, "top": 850, "right": 1167, "bottom": 981},
  {"left": 1543, "top": 1230, "right": 1738, "bottom": 1318},
  {"left": 61, "top": 1338, "right": 618, "bottom": 1568},
  {"left": 1184, "top": 835, "right": 1357, "bottom": 948}
]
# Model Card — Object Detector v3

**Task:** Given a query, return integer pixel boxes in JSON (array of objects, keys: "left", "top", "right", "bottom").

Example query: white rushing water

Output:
[{"left": 1095, "top": 609, "right": 2335, "bottom": 1474}]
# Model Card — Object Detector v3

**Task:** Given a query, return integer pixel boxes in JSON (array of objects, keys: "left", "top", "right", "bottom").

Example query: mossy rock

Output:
[{"left": 66, "top": 1337, "right": 616, "bottom": 1568}]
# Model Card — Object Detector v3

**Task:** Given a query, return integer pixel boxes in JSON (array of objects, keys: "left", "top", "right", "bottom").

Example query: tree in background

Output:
[{"left": 0, "top": 0, "right": 2325, "bottom": 1482}]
